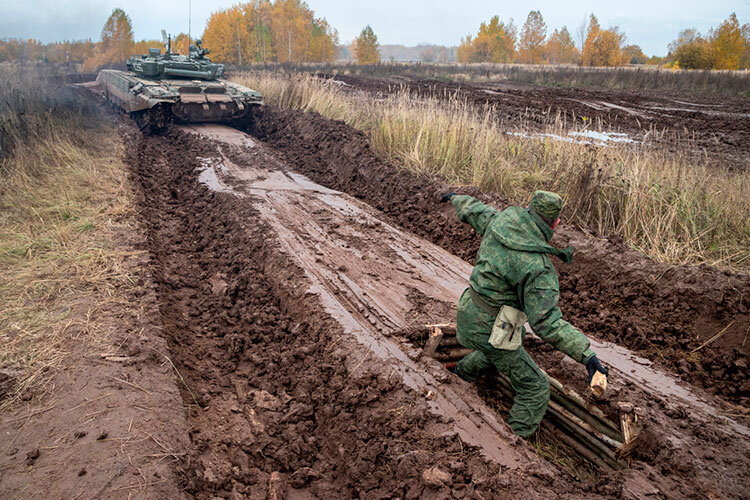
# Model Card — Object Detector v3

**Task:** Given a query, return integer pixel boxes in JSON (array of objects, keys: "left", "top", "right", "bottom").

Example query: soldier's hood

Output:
[{"left": 489, "top": 206, "right": 574, "bottom": 263}]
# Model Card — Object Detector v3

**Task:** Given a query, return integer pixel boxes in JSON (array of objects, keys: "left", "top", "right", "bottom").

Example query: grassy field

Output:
[
  {"left": 0, "top": 69, "right": 139, "bottom": 408},
  {"left": 234, "top": 71, "right": 750, "bottom": 271},
  {"left": 235, "top": 62, "right": 750, "bottom": 97}
]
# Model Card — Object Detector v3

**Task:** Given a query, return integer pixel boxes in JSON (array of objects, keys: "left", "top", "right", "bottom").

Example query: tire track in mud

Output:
[
  {"left": 125, "top": 127, "right": 598, "bottom": 499},
  {"left": 125, "top": 119, "right": 750, "bottom": 500},
  {"left": 249, "top": 106, "right": 750, "bottom": 411}
]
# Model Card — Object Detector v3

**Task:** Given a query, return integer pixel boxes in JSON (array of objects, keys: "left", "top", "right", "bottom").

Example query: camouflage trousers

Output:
[{"left": 455, "top": 288, "right": 550, "bottom": 438}]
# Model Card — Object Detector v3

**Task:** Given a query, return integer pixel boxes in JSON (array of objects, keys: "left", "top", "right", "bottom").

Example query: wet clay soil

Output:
[
  {"left": 126, "top": 128, "right": 600, "bottom": 499},
  {"left": 250, "top": 106, "right": 750, "bottom": 411},
  {"left": 322, "top": 74, "right": 750, "bottom": 167},
  {"left": 123, "top": 118, "right": 749, "bottom": 499}
]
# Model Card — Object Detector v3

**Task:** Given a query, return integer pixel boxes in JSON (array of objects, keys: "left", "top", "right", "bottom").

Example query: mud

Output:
[
  {"left": 120, "top": 116, "right": 750, "bottom": 499},
  {"left": 250, "top": 106, "right": 750, "bottom": 411},
  {"left": 126, "top": 127, "right": 601, "bottom": 498},
  {"left": 321, "top": 74, "right": 750, "bottom": 167}
]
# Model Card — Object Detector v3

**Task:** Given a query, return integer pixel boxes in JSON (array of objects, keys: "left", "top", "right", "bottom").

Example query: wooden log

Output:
[
  {"left": 545, "top": 372, "right": 621, "bottom": 434},
  {"left": 433, "top": 349, "right": 474, "bottom": 362},
  {"left": 438, "top": 336, "right": 463, "bottom": 348},
  {"left": 549, "top": 390, "right": 624, "bottom": 443},
  {"left": 540, "top": 419, "right": 615, "bottom": 472},
  {"left": 421, "top": 326, "right": 444, "bottom": 358},
  {"left": 424, "top": 323, "right": 456, "bottom": 331},
  {"left": 590, "top": 371, "right": 608, "bottom": 397},
  {"left": 548, "top": 406, "right": 624, "bottom": 470},
  {"left": 496, "top": 373, "right": 623, "bottom": 468},
  {"left": 548, "top": 400, "right": 622, "bottom": 450},
  {"left": 268, "top": 471, "right": 285, "bottom": 500},
  {"left": 617, "top": 402, "right": 642, "bottom": 457}
]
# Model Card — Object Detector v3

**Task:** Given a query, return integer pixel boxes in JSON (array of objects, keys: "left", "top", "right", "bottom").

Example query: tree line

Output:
[
  {"left": 0, "top": 4, "right": 748, "bottom": 71},
  {"left": 457, "top": 11, "right": 749, "bottom": 69}
]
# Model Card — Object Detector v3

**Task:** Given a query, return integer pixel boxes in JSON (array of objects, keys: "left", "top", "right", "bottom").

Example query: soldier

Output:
[{"left": 441, "top": 190, "right": 609, "bottom": 438}]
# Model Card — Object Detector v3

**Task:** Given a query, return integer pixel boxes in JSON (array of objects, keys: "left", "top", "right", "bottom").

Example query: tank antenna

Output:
[{"left": 188, "top": 0, "right": 192, "bottom": 59}]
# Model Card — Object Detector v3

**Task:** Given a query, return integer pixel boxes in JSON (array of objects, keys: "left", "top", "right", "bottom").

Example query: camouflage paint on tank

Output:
[{"left": 96, "top": 38, "right": 262, "bottom": 130}]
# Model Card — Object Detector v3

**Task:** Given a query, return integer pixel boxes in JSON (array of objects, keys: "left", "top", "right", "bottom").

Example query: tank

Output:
[{"left": 96, "top": 39, "right": 262, "bottom": 131}]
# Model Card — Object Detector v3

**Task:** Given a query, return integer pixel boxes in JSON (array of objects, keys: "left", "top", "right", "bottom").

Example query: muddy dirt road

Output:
[
  {"left": 252, "top": 107, "right": 750, "bottom": 410},
  {"left": 123, "top": 114, "right": 748, "bottom": 499},
  {"left": 321, "top": 74, "right": 750, "bottom": 167}
]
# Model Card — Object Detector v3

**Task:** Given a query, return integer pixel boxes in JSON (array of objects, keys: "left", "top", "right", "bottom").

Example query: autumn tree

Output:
[
  {"left": 669, "top": 28, "right": 713, "bottom": 69},
  {"left": 172, "top": 33, "right": 190, "bottom": 55},
  {"left": 518, "top": 11, "right": 546, "bottom": 64},
  {"left": 354, "top": 25, "right": 380, "bottom": 64},
  {"left": 100, "top": 8, "right": 134, "bottom": 62},
  {"left": 202, "top": 0, "right": 337, "bottom": 64},
  {"left": 709, "top": 13, "right": 744, "bottom": 70},
  {"left": 622, "top": 44, "right": 647, "bottom": 64},
  {"left": 82, "top": 8, "right": 134, "bottom": 70},
  {"left": 581, "top": 14, "right": 624, "bottom": 66},
  {"left": 544, "top": 27, "right": 578, "bottom": 64},
  {"left": 457, "top": 16, "right": 516, "bottom": 63}
]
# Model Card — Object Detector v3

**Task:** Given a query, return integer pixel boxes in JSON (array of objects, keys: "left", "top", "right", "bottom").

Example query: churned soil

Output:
[
  {"left": 250, "top": 106, "right": 750, "bottom": 410},
  {"left": 322, "top": 73, "right": 750, "bottom": 167},
  {"left": 125, "top": 128, "right": 598, "bottom": 499}
]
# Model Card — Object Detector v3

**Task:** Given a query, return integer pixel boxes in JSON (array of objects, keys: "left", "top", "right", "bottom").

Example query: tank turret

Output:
[{"left": 126, "top": 39, "right": 224, "bottom": 81}]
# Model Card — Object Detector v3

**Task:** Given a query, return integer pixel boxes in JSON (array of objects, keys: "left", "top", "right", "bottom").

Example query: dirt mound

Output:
[
  {"left": 126, "top": 128, "right": 593, "bottom": 498},
  {"left": 251, "top": 106, "right": 750, "bottom": 408},
  {"left": 324, "top": 74, "right": 750, "bottom": 167}
]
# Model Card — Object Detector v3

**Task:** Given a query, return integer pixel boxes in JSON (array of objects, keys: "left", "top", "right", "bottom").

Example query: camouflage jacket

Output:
[{"left": 451, "top": 195, "right": 595, "bottom": 364}]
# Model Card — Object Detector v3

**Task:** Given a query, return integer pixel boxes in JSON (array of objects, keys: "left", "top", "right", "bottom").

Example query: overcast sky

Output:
[{"left": 1, "top": 0, "right": 748, "bottom": 56}]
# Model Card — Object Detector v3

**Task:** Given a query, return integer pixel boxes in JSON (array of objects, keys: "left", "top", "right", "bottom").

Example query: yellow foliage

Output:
[
  {"left": 457, "top": 16, "right": 516, "bottom": 63},
  {"left": 518, "top": 11, "right": 546, "bottom": 64},
  {"left": 710, "top": 13, "right": 744, "bottom": 70},
  {"left": 353, "top": 25, "right": 380, "bottom": 65},
  {"left": 544, "top": 27, "right": 579, "bottom": 64},
  {"left": 581, "top": 15, "right": 624, "bottom": 67},
  {"left": 202, "top": 0, "right": 338, "bottom": 64}
]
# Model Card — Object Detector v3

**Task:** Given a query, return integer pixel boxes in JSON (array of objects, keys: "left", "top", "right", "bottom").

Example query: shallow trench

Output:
[
  {"left": 126, "top": 126, "right": 599, "bottom": 499},
  {"left": 124, "top": 119, "right": 750, "bottom": 500},
  {"left": 248, "top": 105, "right": 750, "bottom": 409}
]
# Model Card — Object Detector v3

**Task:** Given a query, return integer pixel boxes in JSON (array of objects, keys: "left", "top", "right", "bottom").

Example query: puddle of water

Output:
[
  {"left": 569, "top": 130, "right": 635, "bottom": 144},
  {"left": 179, "top": 124, "right": 256, "bottom": 148},
  {"left": 508, "top": 130, "right": 637, "bottom": 146},
  {"left": 195, "top": 157, "right": 245, "bottom": 197}
]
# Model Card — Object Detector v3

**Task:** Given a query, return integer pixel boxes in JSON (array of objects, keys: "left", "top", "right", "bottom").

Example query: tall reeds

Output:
[
  {"left": 235, "top": 62, "right": 750, "bottom": 97},
  {"left": 0, "top": 66, "right": 136, "bottom": 409},
  {"left": 234, "top": 71, "right": 750, "bottom": 270}
]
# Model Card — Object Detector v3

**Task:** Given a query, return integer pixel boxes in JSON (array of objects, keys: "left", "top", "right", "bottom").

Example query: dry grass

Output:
[
  {"left": 0, "top": 69, "right": 138, "bottom": 410},
  {"left": 236, "top": 62, "right": 750, "bottom": 97},
  {"left": 235, "top": 71, "right": 750, "bottom": 271}
]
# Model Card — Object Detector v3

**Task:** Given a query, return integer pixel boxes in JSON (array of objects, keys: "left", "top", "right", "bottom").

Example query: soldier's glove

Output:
[
  {"left": 440, "top": 192, "right": 457, "bottom": 203},
  {"left": 586, "top": 355, "right": 609, "bottom": 384}
]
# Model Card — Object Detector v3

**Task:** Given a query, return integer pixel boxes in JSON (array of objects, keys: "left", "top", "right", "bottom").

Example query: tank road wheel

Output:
[
  {"left": 130, "top": 107, "right": 172, "bottom": 135},
  {"left": 131, "top": 111, "right": 149, "bottom": 131}
]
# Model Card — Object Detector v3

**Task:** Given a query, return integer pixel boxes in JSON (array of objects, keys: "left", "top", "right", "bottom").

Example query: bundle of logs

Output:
[{"left": 419, "top": 324, "right": 641, "bottom": 471}]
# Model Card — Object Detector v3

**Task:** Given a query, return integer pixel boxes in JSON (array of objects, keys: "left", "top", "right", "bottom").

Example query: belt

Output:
[{"left": 468, "top": 287, "right": 501, "bottom": 316}]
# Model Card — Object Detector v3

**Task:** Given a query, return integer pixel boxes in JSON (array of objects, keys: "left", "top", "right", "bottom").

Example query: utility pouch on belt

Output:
[{"left": 488, "top": 305, "right": 527, "bottom": 350}]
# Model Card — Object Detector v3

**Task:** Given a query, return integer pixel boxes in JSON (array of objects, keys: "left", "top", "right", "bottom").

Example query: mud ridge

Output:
[
  {"left": 250, "top": 106, "right": 750, "bottom": 409},
  {"left": 125, "top": 127, "right": 599, "bottom": 498}
]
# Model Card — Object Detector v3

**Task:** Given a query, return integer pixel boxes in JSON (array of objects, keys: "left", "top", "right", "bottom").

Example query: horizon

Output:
[{"left": 0, "top": 1, "right": 748, "bottom": 57}]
